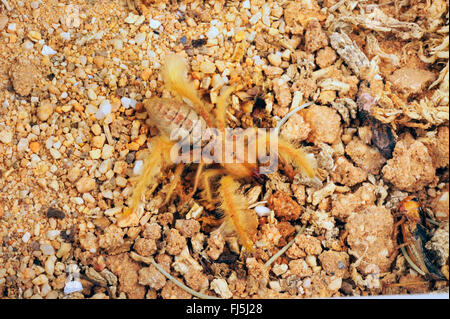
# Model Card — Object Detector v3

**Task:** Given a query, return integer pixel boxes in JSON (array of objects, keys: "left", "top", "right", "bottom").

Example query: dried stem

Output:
[{"left": 265, "top": 224, "right": 306, "bottom": 268}]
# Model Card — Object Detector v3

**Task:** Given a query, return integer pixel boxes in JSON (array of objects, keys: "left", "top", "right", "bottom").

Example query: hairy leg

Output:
[
  {"left": 122, "top": 136, "right": 174, "bottom": 218},
  {"left": 162, "top": 163, "right": 185, "bottom": 205},
  {"left": 199, "top": 168, "right": 226, "bottom": 209}
]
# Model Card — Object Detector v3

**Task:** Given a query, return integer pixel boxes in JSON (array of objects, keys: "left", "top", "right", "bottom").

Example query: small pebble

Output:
[
  {"left": 125, "top": 13, "right": 138, "bottom": 24},
  {"left": 76, "top": 177, "right": 96, "bottom": 193},
  {"left": 17, "top": 138, "right": 29, "bottom": 152},
  {"left": 200, "top": 60, "right": 216, "bottom": 74},
  {"left": 64, "top": 280, "right": 83, "bottom": 294},
  {"left": 268, "top": 53, "right": 282, "bottom": 67},
  {"left": 40, "top": 243, "right": 55, "bottom": 256},
  {"left": 60, "top": 32, "right": 71, "bottom": 40},
  {"left": 90, "top": 149, "right": 102, "bottom": 159},
  {"left": 96, "top": 100, "right": 111, "bottom": 120},
  {"left": 28, "top": 30, "right": 41, "bottom": 42},
  {"left": 45, "top": 255, "right": 56, "bottom": 276},
  {"left": 67, "top": 167, "right": 81, "bottom": 182},
  {"left": 93, "top": 55, "right": 104, "bottom": 68},
  {"left": 133, "top": 160, "right": 143, "bottom": 175},
  {"left": 41, "top": 45, "right": 57, "bottom": 56},
  {"left": 120, "top": 97, "right": 136, "bottom": 109},
  {"left": 7, "top": 23, "right": 16, "bottom": 32},
  {"left": 37, "top": 100, "right": 54, "bottom": 121},
  {"left": 101, "top": 144, "right": 114, "bottom": 159},
  {"left": 32, "top": 274, "right": 49, "bottom": 286},
  {"left": 254, "top": 205, "right": 271, "bottom": 217},
  {"left": 22, "top": 232, "right": 31, "bottom": 243},
  {"left": 29, "top": 141, "right": 40, "bottom": 153},
  {"left": 207, "top": 26, "right": 219, "bottom": 39},
  {"left": 0, "top": 16, "right": 8, "bottom": 30},
  {"left": 47, "top": 230, "right": 60, "bottom": 240},
  {"left": 0, "top": 130, "right": 12, "bottom": 144},
  {"left": 49, "top": 148, "right": 61, "bottom": 159},
  {"left": 149, "top": 19, "right": 161, "bottom": 29},
  {"left": 71, "top": 197, "right": 84, "bottom": 205},
  {"left": 328, "top": 278, "right": 342, "bottom": 291},
  {"left": 57, "top": 243, "right": 72, "bottom": 258},
  {"left": 135, "top": 33, "right": 146, "bottom": 45},
  {"left": 87, "top": 88, "right": 97, "bottom": 100}
]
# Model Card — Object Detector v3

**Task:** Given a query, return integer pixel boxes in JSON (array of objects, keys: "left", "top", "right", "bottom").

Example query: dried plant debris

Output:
[
  {"left": 335, "top": 8, "right": 424, "bottom": 40},
  {"left": 0, "top": 0, "right": 448, "bottom": 300},
  {"left": 329, "top": 32, "right": 370, "bottom": 77}
]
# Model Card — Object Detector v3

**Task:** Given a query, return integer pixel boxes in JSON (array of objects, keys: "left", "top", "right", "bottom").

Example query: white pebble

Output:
[
  {"left": 71, "top": 197, "right": 84, "bottom": 205},
  {"left": 120, "top": 97, "right": 136, "bottom": 109},
  {"left": 125, "top": 13, "right": 138, "bottom": 24},
  {"left": 23, "top": 40, "right": 34, "bottom": 50},
  {"left": 250, "top": 12, "right": 262, "bottom": 25},
  {"left": 64, "top": 280, "right": 83, "bottom": 294},
  {"left": 40, "top": 243, "right": 55, "bottom": 256},
  {"left": 121, "top": 97, "right": 130, "bottom": 108},
  {"left": 135, "top": 33, "right": 146, "bottom": 45},
  {"left": 41, "top": 45, "right": 57, "bottom": 56},
  {"left": 242, "top": 0, "right": 250, "bottom": 9},
  {"left": 149, "top": 19, "right": 161, "bottom": 29},
  {"left": 41, "top": 283, "right": 52, "bottom": 297},
  {"left": 328, "top": 278, "right": 342, "bottom": 291},
  {"left": 45, "top": 136, "right": 54, "bottom": 149},
  {"left": 95, "top": 109, "right": 105, "bottom": 120},
  {"left": 207, "top": 26, "right": 219, "bottom": 39},
  {"left": 100, "top": 100, "right": 111, "bottom": 114},
  {"left": 96, "top": 100, "right": 111, "bottom": 120},
  {"left": 49, "top": 148, "right": 61, "bottom": 159},
  {"left": 47, "top": 230, "right": 60, "bottom": 240},
  {"left": 133, "top": 160, "right": 143, "bottom": 175},
  {"left": 303, "top": 277, "right": 311, "bottom": 288},
  {"left": 44, "top": 255, "right": 56, "bottom": 276},
  {"left": 7, "top": 23, "right": 16, "bottom": 32},
  {"left": 30, "top": 154, "right": 41, "bottom": 163},
  {"left": 22, "top": 232, "right": 31, "bottom": 243},
  {"left": 17, "top": 138, "right": 29, "bottom": 152},
  {"left": 79, "top": 56, "right": 87, "bottom": 65},
  {"left": 210, "top": 278, "right": 232, "bottom": 299},
  {"left": 269, "top": 281, "right": 282, "bottom": 292},
  {"left": 60, "top": 32, "right": 71, "bottom": 40},
  {"left": 254, "top": 205, "right": 271, "bottom": 217}
]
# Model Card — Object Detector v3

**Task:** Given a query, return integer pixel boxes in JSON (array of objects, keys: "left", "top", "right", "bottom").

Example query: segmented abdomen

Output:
[{"left": 145, "top": 97, "right": 207, "bottom": 144}]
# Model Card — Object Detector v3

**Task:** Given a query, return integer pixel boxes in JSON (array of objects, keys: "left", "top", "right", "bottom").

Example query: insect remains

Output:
[{"left": 394, "top": 196, "right": 445, "bottom": 280}]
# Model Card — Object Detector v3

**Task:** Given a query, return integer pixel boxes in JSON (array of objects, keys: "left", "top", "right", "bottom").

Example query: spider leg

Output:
[
  {"left": 162, "top": 163, "right": 185, "bottom": 206},
  {"left": 121, "top": 136, "right": 174, "bottom": 219},
  {"left": 199, "top": 168, "right": 226, "bottom": 210}
]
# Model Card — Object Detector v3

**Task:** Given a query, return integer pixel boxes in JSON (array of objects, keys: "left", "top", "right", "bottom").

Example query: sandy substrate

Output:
[{"left": 0, "top": 0, "right": 448, "bottom": 299}]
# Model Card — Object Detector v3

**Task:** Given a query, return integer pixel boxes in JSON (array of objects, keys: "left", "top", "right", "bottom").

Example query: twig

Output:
[
  {"left": 247, "top": 200, "right": 268, "bottom": 209},
  {"left": 265, "top": 224, "right": 306, "bottom": 268},
  {"left": 275, "top": 101, "right": 314, "bottom": 135},
  {"left": 130, "top": 252, "right": 220, "bottom": 299}
]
